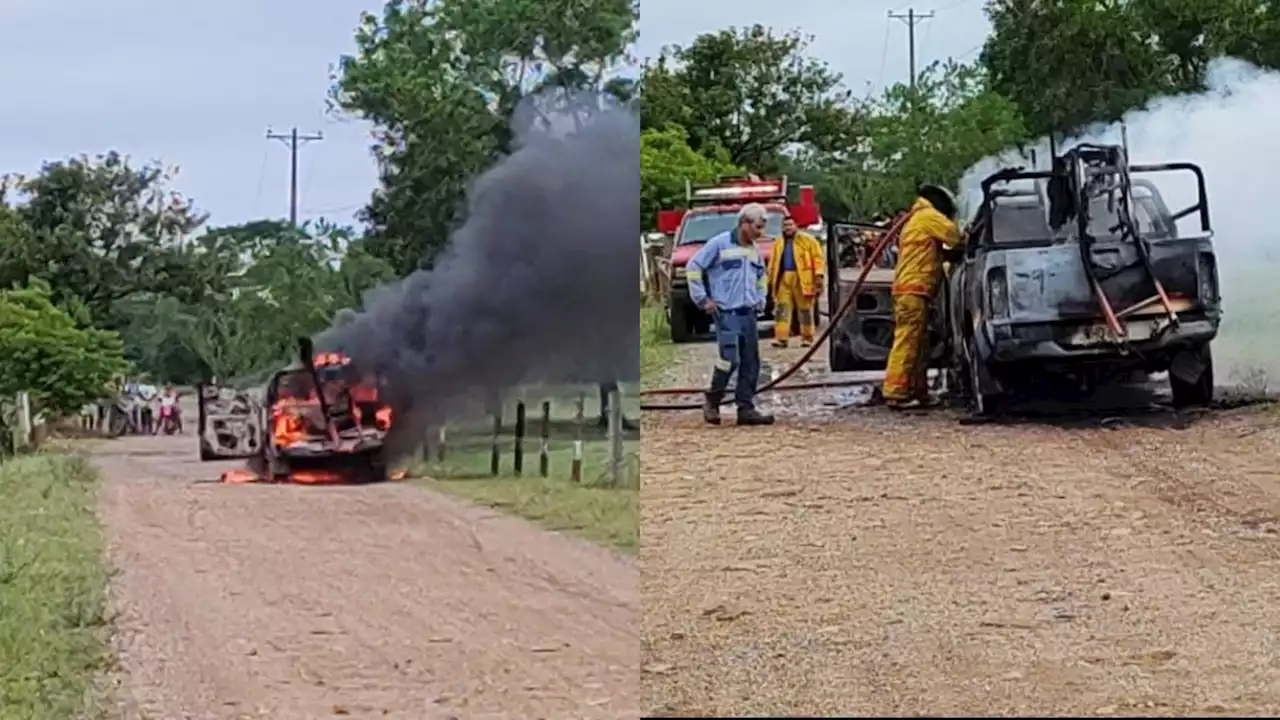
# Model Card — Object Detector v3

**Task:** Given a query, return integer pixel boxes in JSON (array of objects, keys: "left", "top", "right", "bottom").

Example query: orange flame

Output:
[{"left": 219, "top": 467, "right": 408, "bottom": 484}]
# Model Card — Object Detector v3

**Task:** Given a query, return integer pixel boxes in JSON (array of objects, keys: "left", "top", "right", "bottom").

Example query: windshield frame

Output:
[{"left": 676, "top": 207, "right": 787, "bottom": 246}]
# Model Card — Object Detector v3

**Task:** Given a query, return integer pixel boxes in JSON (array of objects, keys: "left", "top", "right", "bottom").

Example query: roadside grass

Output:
[
  {"left": 0, "top": 454, "right": 108, "bottom": 720},
  {"left": 414, "top": 385, "right": 639, "bottom": 553},
  {"left": 641, "top": 302, "right": 675, "bottom": 387},
  {"left": 417, "top": 441, "right": 638, "bottom": 553}
]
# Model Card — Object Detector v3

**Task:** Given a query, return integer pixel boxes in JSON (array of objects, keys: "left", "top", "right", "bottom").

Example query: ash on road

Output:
[
  {"left": 642, "top": 340, "right": 1280, "bottom": 717},
  {"left": 92, "top": 434, "right": 638, "bottom": 719}
]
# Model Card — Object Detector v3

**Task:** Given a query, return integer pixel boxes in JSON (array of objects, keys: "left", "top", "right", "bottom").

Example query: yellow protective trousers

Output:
[
  {"left": 773, "top": 271, "right": 816, "bottom": 341},
  {"left": 882, "top": 294, "right": 931, "bottom": 402}
]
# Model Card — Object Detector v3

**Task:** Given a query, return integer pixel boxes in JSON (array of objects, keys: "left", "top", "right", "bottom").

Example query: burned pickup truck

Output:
[
  {"left": 198, "top": 339, "right": 397, "bottom": 484},
  {"left": 947, "top": 142, "right": 1221, "bottom": 414}
]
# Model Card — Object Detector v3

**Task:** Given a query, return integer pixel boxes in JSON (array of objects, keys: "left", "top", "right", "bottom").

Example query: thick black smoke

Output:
[{"left": 316, "top": 91, "right": 639, "bottom": 459}]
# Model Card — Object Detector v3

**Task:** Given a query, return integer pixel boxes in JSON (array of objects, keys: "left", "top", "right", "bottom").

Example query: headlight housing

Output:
[{"left": 987, "top": 267, "right": 1009, "bottom": 318}]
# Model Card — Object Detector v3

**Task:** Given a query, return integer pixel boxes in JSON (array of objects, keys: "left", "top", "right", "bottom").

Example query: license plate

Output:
[{"left": 1069, "top": 320, "right": 1158, "bottom": 345}]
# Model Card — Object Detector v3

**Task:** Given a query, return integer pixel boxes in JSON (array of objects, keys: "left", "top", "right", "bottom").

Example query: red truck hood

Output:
[{"left": 672, "top": 238, "right": 776, "bottom": 267}]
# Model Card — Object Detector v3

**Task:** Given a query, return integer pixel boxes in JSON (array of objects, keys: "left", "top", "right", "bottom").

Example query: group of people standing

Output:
[
  {"left": 122, "top": 381, "right": 182, "bottom": 434},
  {"left": 83, "top": 379, "right": 182, "bottom": 435},
  {"left": 684, "top": 184, "right": 962, "bottom": 424}
]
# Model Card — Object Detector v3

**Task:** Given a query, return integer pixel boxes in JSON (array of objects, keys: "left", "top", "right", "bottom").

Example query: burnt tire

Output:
[
  {"left": 1170, "top": 344, "right": 1214, "bottom": 408},
  {"left": 354, "top": 453, "right": 389, "bottom": 484}
]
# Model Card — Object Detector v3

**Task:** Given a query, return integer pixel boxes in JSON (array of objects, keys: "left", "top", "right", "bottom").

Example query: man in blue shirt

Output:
[{"left": 685, "top": 203, "right": 776, "bottom": 426}]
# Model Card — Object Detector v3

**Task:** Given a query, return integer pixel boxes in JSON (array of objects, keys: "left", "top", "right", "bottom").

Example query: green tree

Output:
[
  {"left": 802, "top": 61, "right": 1028, "bottom": 220},
  {"left": 1128, "top": 0, "right": 1274, "bottom": 87},
  {"left": 0, "top": 279, "right": 127, "bottom": 417},
  {"left": 0, "top": 153, "right": 207, "bottom": 325},
  {"left": 639, "top": 125, "right": 742, "bottom": 231},
  {"left": 330, "top": 0, "right": 637, "bottom": 274},
  {"left": 115, "top": 219, "right": 395, "bottom": 384},
  {"left": 639, "top": 25, "right": 863, "bottom": 171},
  {"left": 980, "top": 0, "right": 1171, "bottom": 138}
]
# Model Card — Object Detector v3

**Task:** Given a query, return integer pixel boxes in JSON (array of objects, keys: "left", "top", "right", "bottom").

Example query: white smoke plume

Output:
[{"left": 959, "top": 57, "right": 1280, "bottom": 387}]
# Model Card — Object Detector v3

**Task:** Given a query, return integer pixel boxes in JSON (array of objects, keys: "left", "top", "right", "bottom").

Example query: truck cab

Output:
[{"left": 657, "top": 176, "right": 820, "bottom": 343}]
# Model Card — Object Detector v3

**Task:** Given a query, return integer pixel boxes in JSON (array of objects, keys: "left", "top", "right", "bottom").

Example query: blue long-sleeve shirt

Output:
[{"left": 685, "top": 229, "right": 767, "bottom": 312}]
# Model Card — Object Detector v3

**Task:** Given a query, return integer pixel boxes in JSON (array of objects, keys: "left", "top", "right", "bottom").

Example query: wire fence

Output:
[{"left": 420, "top": 386, "right": 638, "bottom": 487}]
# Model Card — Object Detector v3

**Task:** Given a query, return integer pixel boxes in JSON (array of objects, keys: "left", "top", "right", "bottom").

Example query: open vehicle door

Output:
[
  {"left": 197, "top": 383, "right": 266, "bottom": 461},
  {"left": 824, "top": 219, "right": 949, "bottom": 373}
]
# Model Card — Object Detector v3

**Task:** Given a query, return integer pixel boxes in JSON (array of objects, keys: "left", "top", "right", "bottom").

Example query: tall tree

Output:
[
  {"left": 331, "top": 0, "right": 637, "bottom": 275},
  {"left": 640, "top": 25, "right": 863, "bottom": 171},
  {"left": 0, "top": 153, "right": 206, "bottom": 324},
  {"left": 980, "top": 0, "right": 1171, "bottom": 138},
  {"left": 809, "top": 61, "right": 1028, "bottom": 220},
  {"left": 639, "top": 125, "right": 741, "bottom": 231}
]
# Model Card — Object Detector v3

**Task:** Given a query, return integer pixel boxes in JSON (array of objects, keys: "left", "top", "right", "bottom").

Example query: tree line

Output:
[
  {"left": 640, "top": 0, "right": 1280, "bottom": 228},
  {"left": 0, "top": 0, "right": 638, "bottom": 420}
]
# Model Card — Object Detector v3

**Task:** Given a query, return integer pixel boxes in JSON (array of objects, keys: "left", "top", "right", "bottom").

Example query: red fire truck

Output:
[{"left": 656, "top": 176, "right": 821, "bottom": 343}]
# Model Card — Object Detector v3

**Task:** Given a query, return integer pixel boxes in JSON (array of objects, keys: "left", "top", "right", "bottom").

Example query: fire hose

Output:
[{"left": 641, "top": 211, "right": 915, "bottom": 411}]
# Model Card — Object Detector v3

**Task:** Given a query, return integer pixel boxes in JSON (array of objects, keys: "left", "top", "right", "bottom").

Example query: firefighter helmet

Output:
[{"left": 917, "top": 183, "right": 958, "bottom": 220}]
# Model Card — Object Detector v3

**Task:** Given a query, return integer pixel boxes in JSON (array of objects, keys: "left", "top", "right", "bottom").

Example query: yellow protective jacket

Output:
[
  {"left": 767, "top": 231, "right": 826, "bottom": 297},
  {"left": 892, "top": 197, "right": 963, "bottom": 297}
]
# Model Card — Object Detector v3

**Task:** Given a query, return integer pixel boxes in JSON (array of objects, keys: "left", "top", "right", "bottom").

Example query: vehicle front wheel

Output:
[
  {"left": 1170, "top": 344, "right": 1214, "bottom": 408},
  {"left": 669, "top": 300, "right": 694, "bottom": 344}
]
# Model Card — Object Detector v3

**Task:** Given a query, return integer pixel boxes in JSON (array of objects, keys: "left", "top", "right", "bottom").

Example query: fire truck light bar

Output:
[{"left": 692, "top": 184, "right": 783, "bottom": 198}]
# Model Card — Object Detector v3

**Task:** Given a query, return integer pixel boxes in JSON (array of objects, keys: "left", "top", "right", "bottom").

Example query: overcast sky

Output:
[
  {"left": 637, "top": 0, "right": 991, "bottom": 99},
  {"left": 1, "top": 1, "right": 991, "bottom": 229},
  {"left": 0, "top": 0, "right": 383, "bottom": 228}
]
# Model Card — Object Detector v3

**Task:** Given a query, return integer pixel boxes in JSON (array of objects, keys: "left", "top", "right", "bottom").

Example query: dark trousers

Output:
[{"left": 708, "top": 307, "right": 760, "bottom": 410}]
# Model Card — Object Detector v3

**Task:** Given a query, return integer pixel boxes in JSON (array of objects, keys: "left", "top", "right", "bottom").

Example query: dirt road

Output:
[
  {"left": 92, "top": 433, "right": 638, "bottom": 719},
  {"left": 642, "top": 340, "right": 1280, "bottom": 717}
]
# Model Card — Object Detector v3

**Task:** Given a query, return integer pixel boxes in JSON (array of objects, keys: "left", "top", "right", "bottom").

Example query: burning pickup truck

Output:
[
  {"left": 199, "top": 338, "right": 402, "bottom": 484},
  {"left": 657, "top": 175, "right": 821, "bottom": 343}
]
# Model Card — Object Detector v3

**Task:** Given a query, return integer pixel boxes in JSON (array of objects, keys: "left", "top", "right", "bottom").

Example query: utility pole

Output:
[
  {"left": 266, "top": 126, "right": 323, "bottom": 227},
  {"left": 887, "top": 7, "right": 934, "bottom": 89}
]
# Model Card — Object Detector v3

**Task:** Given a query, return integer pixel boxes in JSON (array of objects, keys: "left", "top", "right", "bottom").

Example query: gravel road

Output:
[
  {"left": 642, "top": 340, "right": 1280, "bottom": 717},
  {"left": 91, "top": 433, "right": 638, "bottom": 719}
]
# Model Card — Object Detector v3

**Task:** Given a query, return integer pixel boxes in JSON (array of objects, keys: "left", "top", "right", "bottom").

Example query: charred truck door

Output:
[{"left": 825, "top": 220, "right": 949, "bottom": 372}]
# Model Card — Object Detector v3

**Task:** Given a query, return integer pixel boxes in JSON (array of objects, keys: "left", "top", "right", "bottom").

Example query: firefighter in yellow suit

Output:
[
  {"left": 883, "top": 185, "right": 963, "bottom": 409},
  {"left": 768, "top": 216, "right": 826, "bottom": 348}
]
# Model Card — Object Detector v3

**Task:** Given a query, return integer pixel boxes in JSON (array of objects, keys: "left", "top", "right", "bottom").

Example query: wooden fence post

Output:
[
  {"left": 513, "top": 401, "right": 526, "bottom": 476},
  {"left": 571, "top": 393, "right": 585, "bottom": 483},
  {"left": 539, "top": 401, "right": 551, "bottom": 478},
  {"left": 490, "top": 408, "right": 502, "bottom": 476},
  {"left": 607, "top": 387, "right": 623, "bottom": 486}
]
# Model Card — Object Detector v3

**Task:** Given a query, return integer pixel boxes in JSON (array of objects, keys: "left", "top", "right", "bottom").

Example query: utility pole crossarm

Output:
[
  {"left": 887, "top": 7, "right": 935, "bottom": 89},
  {"left": 266, "top": 127, "right": 323, "bottom": 228}
]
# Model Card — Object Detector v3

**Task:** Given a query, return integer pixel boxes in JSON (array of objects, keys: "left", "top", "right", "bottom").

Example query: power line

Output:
[
  {"left": 265, "top": 127, "right": 323, "bottom": 228},
  {"left": 872, "top": 16, "right": 893, "bottom": 97},
  {"left": 887, "top": 7, "right": 935, "bottom": 89}
]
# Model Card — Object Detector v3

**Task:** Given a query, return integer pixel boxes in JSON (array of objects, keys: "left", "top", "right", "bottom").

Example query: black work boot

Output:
[
  {"left": 737, "top": 407, "right": 775, "bottom": 426},
  {"left": 702, "top": 394, "right": 723, "bottom": 425}
]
